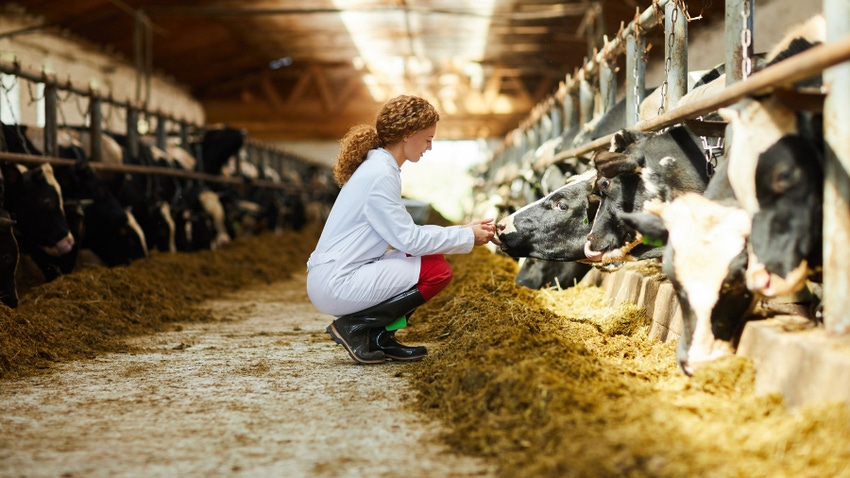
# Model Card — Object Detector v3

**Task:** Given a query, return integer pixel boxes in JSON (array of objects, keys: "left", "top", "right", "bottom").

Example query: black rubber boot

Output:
[
  {"left": 327, "top": 287, "right": 427, "bottom": 364},
  {"left": 327, "top": 317, "right": 387, "bottom": 364},
  {"left": 369, "top": 328, "right": 427, "bottom": 361}
]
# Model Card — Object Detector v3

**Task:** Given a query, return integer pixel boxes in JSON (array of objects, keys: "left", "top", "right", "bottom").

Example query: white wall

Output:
[{"left": 0, "top": 10, "right": 203, "bottom": 131}]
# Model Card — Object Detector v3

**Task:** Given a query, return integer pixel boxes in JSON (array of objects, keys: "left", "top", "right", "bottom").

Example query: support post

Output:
[
  {"left": 664, "top": 0, "right": 688, "bottom": 110},
  {"left": 43, "top": 81, "right": 58, "bottom": 157},
  {"left": 89, "top": 96, "right": 103, "bottom": 162},
  {"left": 725, "top": 0, "right": 754, "bottom": 85},
  {"left": 126, "top": 105, "right": 139, "bottom": 159},
  {"left": 625, "top": 32, "right": 646, "bottom": 126},
  {"left": 822, "top": 0, "right": 850, "bottom": 334}
]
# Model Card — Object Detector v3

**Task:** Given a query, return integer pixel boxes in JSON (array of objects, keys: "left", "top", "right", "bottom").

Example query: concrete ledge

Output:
[
  {"left": 579, "top": 263, "right": 848, "bottom": 409},
  {"left": 737, "top": 317, "right": 850, "bottom": 409},
  {"left": 579, "top": 263, "right": 682, "bottom": 343}
]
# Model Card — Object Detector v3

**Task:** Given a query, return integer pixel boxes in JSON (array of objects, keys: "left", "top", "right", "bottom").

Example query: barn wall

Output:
[
  {"left": 0, "top": 12, "right": 204, "bottom": 131},
  {"left": 272, "top": 140, "right": 340, "bottom": 167}
]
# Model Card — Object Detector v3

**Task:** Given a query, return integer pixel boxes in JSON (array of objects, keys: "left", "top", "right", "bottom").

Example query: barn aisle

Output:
[{"left": 0, "top": 273, "right": 491, "bottom": 478}]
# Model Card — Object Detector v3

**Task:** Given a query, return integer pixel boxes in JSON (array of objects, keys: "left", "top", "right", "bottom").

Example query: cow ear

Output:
[
  {"left": 592, "top": 150, "right": 640, "bottom": 178},
  {"left": 1, "top": 163, "right": 23, "bottom": 187},
  {"left": 609, "top": 129, "right": 647, "bottom": 152}
]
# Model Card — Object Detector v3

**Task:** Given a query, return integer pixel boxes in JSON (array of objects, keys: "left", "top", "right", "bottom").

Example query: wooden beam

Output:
[
  {"left": 259, "top": 72, "right": 284, "bottom": 111},
  {"left": 285, "top": 67, "right": 315, "bottom": 109},
  {"left": 309, "top": 65, "right": 335, "bottom": 114}
]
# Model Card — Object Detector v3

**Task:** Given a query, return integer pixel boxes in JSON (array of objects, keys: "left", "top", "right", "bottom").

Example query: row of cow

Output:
[
  {"left": 483, "top": 14, "right": 828, "bottom": 375},
  {"left": 0, "top": 122, "right": 337, "bottom": 309}
]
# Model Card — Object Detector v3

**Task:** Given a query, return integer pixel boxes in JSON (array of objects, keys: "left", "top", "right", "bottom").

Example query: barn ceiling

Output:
[{"left": 3, "top": 0, "right": 722, "bottom": 142}]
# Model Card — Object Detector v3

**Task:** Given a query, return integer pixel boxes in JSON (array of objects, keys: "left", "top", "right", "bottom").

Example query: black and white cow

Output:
[
  {"left": 494, "top": 169, "right": 599, "bottom": 262},
  {"left": 621, "top": 158, "right": 757, "bottom": 375},
  {"left": 720, "top": 96, "right": 824, "bottom": 298},
  {"left": 583, "top": 125, "right": 711, "bottom": 264}
]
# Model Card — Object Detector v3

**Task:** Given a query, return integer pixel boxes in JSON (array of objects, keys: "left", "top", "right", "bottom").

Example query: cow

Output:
[
  {"left": 0, "top": 167, "right": 19, "bottom": 308},
  {"left": 717, "top": 14, "right": 825, "bottom": 298},
  {"left": 583, "top": 125, "right": 711, "bottom": 264},
  {"left": 494, "top": 169, "right": 599, "bottom": 262},
  {"left": 54, "top": 160, "right": 148, "bottom": 267},
  {"left": 621, "top": 158, "right": 757, "bottom": 375}
]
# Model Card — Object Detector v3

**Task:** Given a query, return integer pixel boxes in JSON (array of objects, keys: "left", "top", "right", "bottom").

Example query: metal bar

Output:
[
  {"left": 822, "top": 0, "right": 850, "bottom": 334},
  {"left": 89, "top": 97, "right": 103, "bottom": 162},
  {"left": 625, "top": 32, "right": 646, "bottom": 127},
  {"left": 725, "top": 0, "right": 753, "bottom": 85},
  {"left": 155, "top": 113, "right": 167, "bottom": 150},
  {"left": 549, "top": 99, "right": 562, "bottom": 141},
  {"left": 43, "top": 82, "right": 58, "bottom": 157},
  {"left": 599, "top": 58, "right": 617, "bottom": 113},
  {"left": 664, "top": 0, "right": 688, "bottom": 110},
  {"left": 544, "top": 34, "right": 850, "bottom": 167},
  {"left": 563, "top": 85, "right": 579, "bottom": 131},
  {"left": 126, "top": 105, "right": 139, "bottom": 159},
  {"left": 0, "top": 151, "right": 298, "bottom": 192},
  {"left": 578, "top": 73, "right": 595, "bottom": 127}
]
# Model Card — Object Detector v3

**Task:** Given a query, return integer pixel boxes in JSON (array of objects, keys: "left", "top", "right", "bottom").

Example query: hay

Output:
[
  {"left": 0, "top": 225, "right": 320, "bottom": 379},
  {"left": 407, "top": 248, "right": 850, "bottom": 478}
]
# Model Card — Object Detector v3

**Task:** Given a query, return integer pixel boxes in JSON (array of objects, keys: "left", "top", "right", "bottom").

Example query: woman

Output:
[{"left": 306, "top": 95, "right": 495, "bottom": 364}]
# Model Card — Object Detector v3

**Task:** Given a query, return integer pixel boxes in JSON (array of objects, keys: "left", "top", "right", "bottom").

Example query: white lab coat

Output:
[{"left": 306, "top": 148, "right": 473, "bottom": 316}]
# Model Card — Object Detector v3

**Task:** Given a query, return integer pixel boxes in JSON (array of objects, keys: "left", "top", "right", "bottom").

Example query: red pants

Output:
[{"left": 417, "top": 254, "right": 453, "bottom": 301}]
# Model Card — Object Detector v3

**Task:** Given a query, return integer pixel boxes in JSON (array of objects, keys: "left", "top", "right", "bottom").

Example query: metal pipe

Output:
[
  {"left": 543, "top": 34, "right": 850, "bottom": 167},
  {"left": 726, "top": 0, "right": 754, "bottom": 85},
  {"left": 664, "top": 0, "right": 688, "bottom": 110},
  {"left": 822, "top": 0, "right": 850, "bottom": 334},
  {"left": 599, "top": 58, "right": 617, "bottom": 113},
  {"left": 155, "top": 113, "right": 167, "bottom": 150},
  {"left": 0, "top": 150, "right": 298, "bottom": 192},
  {"left": 625, "top": 32, "right": 646, "bottom": 127},
  {"left": 89, "top": 97, "right": 103, "bottom": 162},
  {"left": 578, "top": 74, "right": 595, "bottom": 127},
  {"left": 43, "top": 82, "right": 58, "bottom": 157},
  {"left": 126, "top": 105, "right": 139, "bottom": 159}
]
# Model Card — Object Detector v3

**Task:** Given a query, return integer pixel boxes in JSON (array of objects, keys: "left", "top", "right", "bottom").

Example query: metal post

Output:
[
  {"left": 822, "top": 0, "right": 850, "bottom": 334},
  {"left": 563, "top": 84, "right": 580, "bottom": 131},
  {"left": 600, "top": 59, "right": 617, "bottom": 113},
  {"left": 155, "top": 113, "right": 167, "bottom": 150},
  {"left": 126, "top": 105, "right": 139, "bottom": 159},
  {"left": 664, "top": 0, "right": 688, "bottom": 111},
  {"left": 43, "top": 81, "right": 58, "bottom": 157},
  {"left": 626, "top": 32, "right": 646, "bottom": 127},
  {"left": 726, "top": 0, "right": 754, "bottom": 85},
  {"left": 550, "top": 99, "right": 563, "bottom": 139},
  {"left": 578, "top": 73, "right": 594, "bottom": 127},
  {"left": 89, "top": 96, "right": 103, "bottom": 162}
]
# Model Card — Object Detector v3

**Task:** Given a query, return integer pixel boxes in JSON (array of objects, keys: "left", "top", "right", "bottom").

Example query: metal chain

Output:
[
  {"left": 632, "top": 29, "right": 642, "bottom": 124},
  {"left": 657, "top": 2, "right": 678, "bottom": 116},
  {"left": 697, "top": 117, "right": 724, "bottom": 177},
  {"left": 741, "top": 0, "right": 753, "bottom": 80}
]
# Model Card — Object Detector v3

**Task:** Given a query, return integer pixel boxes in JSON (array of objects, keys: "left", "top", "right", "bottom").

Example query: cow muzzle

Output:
[{"left": 42, "top": 233, "right": 75, "bottom": 257}]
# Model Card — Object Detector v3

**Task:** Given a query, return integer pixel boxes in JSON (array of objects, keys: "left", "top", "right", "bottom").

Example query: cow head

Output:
[
  {"left": 494, "top": 169, "right": 598, "bottom": 262},
  {"left": 2, "top": 162, "right": 74, "bottom": 257},
  {"left": 719, "top": 97, "right": 823, "bottom": 298},
  {"left": 624, "top": 193, "right": 756, "bottom": 375},
  {"left": 584, "top": 126, "right": 709, "bottom": 264}
]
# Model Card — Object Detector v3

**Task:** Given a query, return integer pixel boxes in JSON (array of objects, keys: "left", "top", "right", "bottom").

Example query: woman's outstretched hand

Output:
[{"left": 465, "top": 218, "right": 497, "bottom": 246}]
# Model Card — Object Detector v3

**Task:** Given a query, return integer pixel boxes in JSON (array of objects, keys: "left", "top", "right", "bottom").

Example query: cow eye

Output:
[
  {"left": 598, "top": 178, "right": 610, "bottom": 190},
  {"left": 554, "top": 200, "right": 568, "bottom": 211},
  {"left": 773, "top": 165, "right": 801, "bottom": 193}
]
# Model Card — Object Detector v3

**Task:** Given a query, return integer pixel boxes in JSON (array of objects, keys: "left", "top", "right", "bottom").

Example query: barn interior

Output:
[{"left": 2, "top": 1, "right": 850, "bottom": 476}]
